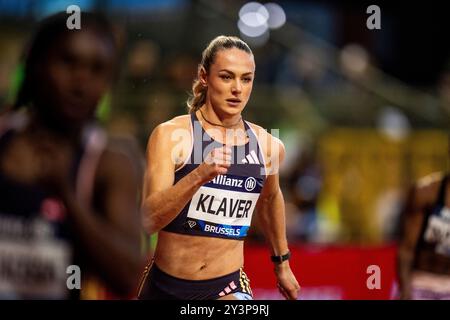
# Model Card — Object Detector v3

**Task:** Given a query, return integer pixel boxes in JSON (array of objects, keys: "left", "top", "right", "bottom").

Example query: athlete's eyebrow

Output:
[{"left": 218, "top": 69, "right": 254, "bottom": 76}]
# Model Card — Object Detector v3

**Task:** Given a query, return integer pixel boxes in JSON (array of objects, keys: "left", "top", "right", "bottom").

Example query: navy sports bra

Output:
[{"left": 162, "top": 112, "right": 267, "bottom": 240}]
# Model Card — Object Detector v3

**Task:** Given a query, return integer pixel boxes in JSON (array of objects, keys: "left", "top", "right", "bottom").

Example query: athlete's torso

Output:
[
  {"left": 414, "top": 175, "right": 450, "bottom": 275},
  {"left": 155, "top": 112, "right": 268, "bottom": 280},
  {"left": 0, "top": 112, "right": 108, "bottom": 299}
]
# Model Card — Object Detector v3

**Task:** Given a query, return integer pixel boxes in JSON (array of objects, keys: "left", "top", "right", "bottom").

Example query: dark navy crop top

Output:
[{"left": 162, "top": 112, "right": 267, "bottom": 240}]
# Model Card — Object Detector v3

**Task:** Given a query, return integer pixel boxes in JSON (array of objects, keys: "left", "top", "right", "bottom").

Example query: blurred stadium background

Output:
[{"left": 1, "top": 0, "right": 449, "bottom": 299}]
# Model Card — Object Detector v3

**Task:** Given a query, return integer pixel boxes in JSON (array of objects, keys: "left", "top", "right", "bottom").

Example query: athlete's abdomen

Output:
[
  {"left": 414, "top": 248, "right": 450, "bottom": 275},
  {"left": 154, "top": 231, "right": 244, "bottom": 280}
]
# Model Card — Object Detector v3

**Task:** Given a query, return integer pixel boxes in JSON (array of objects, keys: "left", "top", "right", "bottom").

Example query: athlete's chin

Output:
[{"left": 217, "top": 104, "right": 245, "bottom": 116}]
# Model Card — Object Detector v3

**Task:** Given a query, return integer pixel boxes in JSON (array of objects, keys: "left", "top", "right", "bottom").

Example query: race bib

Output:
[
  {"left": 185, "top": 174, "right": 263, "bottom": 239},
  {"left": 424, "top": 209, "right": 450, "bottom": 256},
  {"left": 0, "top": 215, "right": 71, "bottom": 299}
]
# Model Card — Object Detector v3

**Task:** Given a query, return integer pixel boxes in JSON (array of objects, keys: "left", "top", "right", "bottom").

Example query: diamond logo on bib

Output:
[{"left": 187, "top": 220, "right": 196, "bottom": 228}]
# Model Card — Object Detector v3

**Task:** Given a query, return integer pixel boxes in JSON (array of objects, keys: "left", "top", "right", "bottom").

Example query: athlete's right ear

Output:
[{"left": 199, "top": 67, "right": 208, "bottom": 87}]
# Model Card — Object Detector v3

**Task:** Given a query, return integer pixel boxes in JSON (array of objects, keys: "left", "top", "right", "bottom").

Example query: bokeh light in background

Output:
[
  {"left": 265, "top": 3, "right": 286, "bottom": 29},
  {"left": 238, "top": 2, "right": 286, "bottom": 46},
  {"left": 339, "top": 44, "right": 370, "bottom": 79},
  {"left": 377, "top": 107, "right": 411, "bottom": 142}
]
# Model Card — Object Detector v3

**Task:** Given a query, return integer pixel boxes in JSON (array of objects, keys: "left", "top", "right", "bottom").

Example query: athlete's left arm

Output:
[{"left": 255, "top": 137, "right": 300, "bottom": 300}]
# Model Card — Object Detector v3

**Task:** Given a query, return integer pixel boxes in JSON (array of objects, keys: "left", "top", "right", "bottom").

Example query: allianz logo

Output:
[{"left": 211, "top": 175, "right": 257, "bottom": 192}]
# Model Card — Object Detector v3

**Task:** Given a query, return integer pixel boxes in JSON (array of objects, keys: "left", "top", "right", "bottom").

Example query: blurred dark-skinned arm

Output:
[
  {"left": 52, "top": 147, "right": 145, "bottom": 297},
  {"left": 397, "top": 180, "right": 434, "bottom": 300}
]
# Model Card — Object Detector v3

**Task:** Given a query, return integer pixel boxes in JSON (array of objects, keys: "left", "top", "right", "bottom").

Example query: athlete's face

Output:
[
  {"left": 35, "top": 28, "right": 115, "bottom": 127},
  {"left": 201, "top": 48, "right": 255, "bottom": 117}
]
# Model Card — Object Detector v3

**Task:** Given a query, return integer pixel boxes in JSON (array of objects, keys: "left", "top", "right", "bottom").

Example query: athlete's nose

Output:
[{"left": 231, "top": 79, "right": 242, "bottom": 95}]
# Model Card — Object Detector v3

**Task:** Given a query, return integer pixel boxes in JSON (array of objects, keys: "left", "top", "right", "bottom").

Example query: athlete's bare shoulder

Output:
[
  {"left": 155, "top": 114, "right": 191, "bottom": 133},
  {"left": 147, "top": 115, "right": 190, "bottom": 144},
  {"left": 415, "top": 172, "right": 444, "bottom": 202},
  {"left": 416, "top": 172, "right": 444, "bottom": 189},
  {"left": 146, "top": 114, "right": 192, "bottom": 167},
  {"left": 246, "top": 121, "right": 284, "bottom": 149},
  {"left": 413, "top": 171, "right": 445, "bottom": 209}
]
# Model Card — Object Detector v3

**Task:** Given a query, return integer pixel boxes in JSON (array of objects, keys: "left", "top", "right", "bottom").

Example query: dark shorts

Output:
[{"left": 137, "top": 262, "right": 253, "bottom": 300}]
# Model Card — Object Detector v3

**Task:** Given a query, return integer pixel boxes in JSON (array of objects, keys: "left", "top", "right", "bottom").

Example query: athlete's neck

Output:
[
  {"left": 199, "top": 104, "right": 242, "bottom": 129},
  {"left": 28, "top": 111, "right": 83, "bottom": 147}
]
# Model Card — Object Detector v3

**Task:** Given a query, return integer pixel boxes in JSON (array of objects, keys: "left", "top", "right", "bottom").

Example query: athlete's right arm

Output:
[
  {"left": 141, "top": 121, "right": 231, "bottom": 234},
  {"left": 397, "top": 178, "right": 434, "bottom": 299}
]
